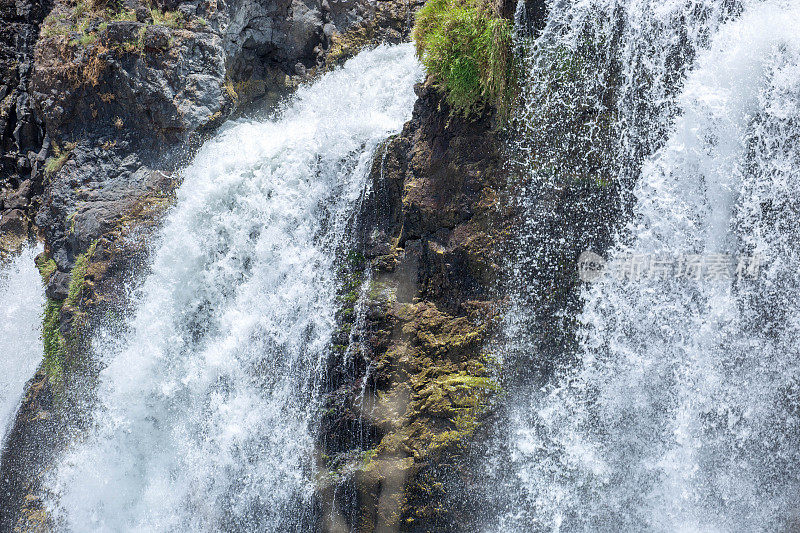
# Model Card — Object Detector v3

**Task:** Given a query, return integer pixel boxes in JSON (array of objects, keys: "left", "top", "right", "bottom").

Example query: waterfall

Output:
[
  {"left": 492, "top": 0, "right": 800, "bottom": 531},
  {"left": 44, "top": 44, "right": 422, "bottom": 531},
  {"left": 0, "top": 245, "right": 44, "bottom": 447}
]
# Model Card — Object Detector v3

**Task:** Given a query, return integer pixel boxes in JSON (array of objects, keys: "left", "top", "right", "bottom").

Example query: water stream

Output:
[
  {"left": 0, "top": 245, "right": 44, "bottom": 448},
  {"left": 44, "top": 44, "right": 422, "bottom": 532},
  {"left": 493, "top": 1, "right": 800, "bottom": 531}
]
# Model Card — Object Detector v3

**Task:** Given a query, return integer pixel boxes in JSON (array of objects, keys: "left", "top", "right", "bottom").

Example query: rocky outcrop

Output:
[
  {"left": 30, "top": 0, "right": 422, "bottom": 300},
  {"left": 0, "top": 0, "right": 49, "bottom": 255},
  {"left": 317, "top": 82, "right": 513, "bottom": 532},
  {"left": 20, "top": 0, "right": 424, "bottom": 289},
  {"left": 312, "top": 3, "right": 625, "bottom": 529}
]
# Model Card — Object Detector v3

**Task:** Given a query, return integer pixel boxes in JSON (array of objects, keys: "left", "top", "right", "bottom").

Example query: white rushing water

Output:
[
  {"left": 46, "top": 44, "right": 422, "bottom": 532},
  {"left": 494, "top": 0, "right": 800, "bottom": 531},
  {"left": 0, "top": 245, "right": 44, "bottom": 447}
]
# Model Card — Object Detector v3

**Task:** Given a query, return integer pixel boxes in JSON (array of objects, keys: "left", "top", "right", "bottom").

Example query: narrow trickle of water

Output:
[
  {"left": 491, "top": 0, "right": 800, "bottom": 531},
  {"left": 0, "top": 245, "right": 44, "bottom": 448},
  {"left": 45, "top": 44, "right": 422, "bottom": 532}
]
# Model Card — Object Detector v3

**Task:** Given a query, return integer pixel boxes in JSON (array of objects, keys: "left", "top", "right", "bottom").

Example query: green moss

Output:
[
  {"left": 66, "top": 243, "right": 94, "bottom": 308},
  {"left": 66, "top": 211, "right": 77, "bottom": 235},
  {"left": 361, "top": 448, "right": 377, "bottom": 467},
  {"left": 44, "top": 142, "right": 76, "bottom": 177},
  {"left": 412, "top": 0, "right": 517, "bottom": 119},
  {"left": 35, "top": 255, "right": 57, "bottom": 285},
  {"left": 40, "top": 241, "right": 97, "bottom": 387},
  {"left": 436, "top": 372, "right": 498, "bottom": 392},
  {"left": 335, "top": 252, "right": 366, "bottom": 306},
  {"left": 42, "top": 298, "right": 65, "bottom": 388}
]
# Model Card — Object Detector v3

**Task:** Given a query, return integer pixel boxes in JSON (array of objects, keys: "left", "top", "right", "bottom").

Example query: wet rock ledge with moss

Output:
[
  {"left": 316, "top": 79, "right": 514, "bottom": 531},
  {"left": 314, "top": 0, "right": 525, "bottom": 527}
]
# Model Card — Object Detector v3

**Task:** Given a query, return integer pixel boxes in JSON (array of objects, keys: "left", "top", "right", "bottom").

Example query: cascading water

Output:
[
  {"left": 498, "top": 0, "right": 743, "bottom": 388},
  {"left": 44, "top": 44, "right": 422, "bottom": 531},
  {"left": 0, "top": 245, "right": 44, "bottom": 447},
  {"left": 489, "top": 0, "right": 800, "bottom": 531}
]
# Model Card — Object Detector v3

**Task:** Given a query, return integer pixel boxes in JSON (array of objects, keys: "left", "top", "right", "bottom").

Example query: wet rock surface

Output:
[
  {"left": 0, "top": 0, "right": 50, "bottom": 255},
  {"left": 317, "top": 83, "right": 514, "bottom": 531}
]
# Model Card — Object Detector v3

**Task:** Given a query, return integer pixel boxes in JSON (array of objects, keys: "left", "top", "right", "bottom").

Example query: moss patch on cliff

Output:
[
  {"left": 412, "top": 0, "right": 516, "bottom": 119},
  {"left": 39, "top": 242, "right": 96, "bottom": 388},
  {"left": 44, "top": 141, "right": 75, "bottom": 178},
  {"left": 352, "top": 297, "right": 499, "bottom": 530},
  {"left": 34, "top": 254, "right": 57, "bottom": 284},
  {"left": 42, "top": 298, "right": 66, "bottom": 387}
]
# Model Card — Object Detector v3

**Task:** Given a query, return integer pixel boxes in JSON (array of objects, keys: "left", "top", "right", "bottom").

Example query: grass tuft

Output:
[
  {"left": 44, "top": 141, "right": 77, "bottom": 177},
  {"left": 412, "top": 0, "right": 517, "bottom": 120},
  {"left": 150, "top": 8, "right": 185, "bottom": 29}
]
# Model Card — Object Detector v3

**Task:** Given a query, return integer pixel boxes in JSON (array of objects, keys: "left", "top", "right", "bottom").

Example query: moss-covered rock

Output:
[
  {"left": 316, "top": 79, "right": 514, "bottom": 531},
  {"left": 1, "top": 174, "right": 177, "bottom": 531}
]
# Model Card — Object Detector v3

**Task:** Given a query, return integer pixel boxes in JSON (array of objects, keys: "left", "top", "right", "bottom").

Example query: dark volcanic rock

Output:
[
  {"left": 0, "top": 0, "right": 49, "bottom": 254},
  {"left": 317, "top": 82, "right": 514, "bottom": 532}
]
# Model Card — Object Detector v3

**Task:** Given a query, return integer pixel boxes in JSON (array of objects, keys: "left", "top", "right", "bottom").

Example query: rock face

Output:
[
  {"left": 317, "top": 82, "right": 513, "bottom": 531},
  {"left": 311, "top": 4, "right": 622, "bottom": 529},
  {"left": 29, "top": 0, "right": 423, "bottom": 297},
  {"left": 0, "top": 0, "right": 49, "bottom": 254}
]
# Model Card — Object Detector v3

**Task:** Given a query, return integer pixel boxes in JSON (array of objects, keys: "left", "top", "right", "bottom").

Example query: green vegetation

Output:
[
  {"left": 117, "top": 25, "right": 147, "bottom": 54},
  {"left": 44, "top": 141, "right": 77, "bottom": 178},
  {"left": 43, "top": 298, "right": 66, "bottom": 388},
  {"left": 35, "top": 254, "right": 57, "bottom": 284},
  {"left": 41, "top": 0, "right": 187, "bottom": 54},
  {"left": 66, "top": 241, "right": 95, "bottom": 308},
  {"left": 70, "top": 32, "right": 98, "bottom": 46},
  {"left": 40, "top": 241, "right": 97, "bottom": 388},
  {"left": 150, "top": 7, "right": 184, "bottom": 29},
  {"left": 412, "top": 0, "right": 516, "bottom": 119},
  {"left": 361, "top": 448, "right": 377, "bottom": 467},
  {"left": 35, "top": 252, "right": 63, "bottom": 386}
]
